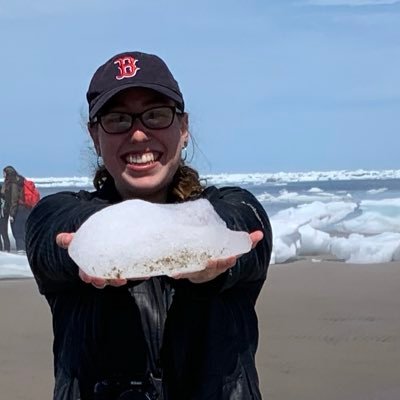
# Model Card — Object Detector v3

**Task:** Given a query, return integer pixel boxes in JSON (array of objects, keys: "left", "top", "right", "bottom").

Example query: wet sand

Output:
[
  {"left": 1, "top": 260, "right": 399, "bottom": 399},
  {"left": 0, "top": 279, "right": 53, "bottom": 399},
  {"left": 256, "top": 259, "right": 400, "bottom": 400}
]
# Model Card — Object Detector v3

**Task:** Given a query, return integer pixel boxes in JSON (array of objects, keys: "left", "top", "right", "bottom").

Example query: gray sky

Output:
[{"left": 0, "top": 0, "right": 399, "bottom": 176}]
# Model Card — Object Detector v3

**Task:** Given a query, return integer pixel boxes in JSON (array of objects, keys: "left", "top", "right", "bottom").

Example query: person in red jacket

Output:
[
  {"left": 26, "top": 51, "right": 272, "bottom": 400},
  {"left": 3, "top": 165, "right": 31, "bottom": 253}
]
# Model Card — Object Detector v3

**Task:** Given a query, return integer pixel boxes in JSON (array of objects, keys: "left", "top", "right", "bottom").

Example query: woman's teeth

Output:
[{"left": 127, "top": 152, "right": 156, "bottom": 164}]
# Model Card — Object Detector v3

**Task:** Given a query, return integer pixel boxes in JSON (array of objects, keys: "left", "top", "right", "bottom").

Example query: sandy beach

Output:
[{"left": 1, "top": 259, "right": 399, "bottom": 400}]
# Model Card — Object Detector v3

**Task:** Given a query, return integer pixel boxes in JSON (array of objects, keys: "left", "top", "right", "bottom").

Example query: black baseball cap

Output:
[{"left": 87, "top": 51, "right": 184, "bottom": 119}]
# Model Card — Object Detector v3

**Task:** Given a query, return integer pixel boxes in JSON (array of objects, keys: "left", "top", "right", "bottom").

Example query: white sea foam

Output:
[
  {"left": 203, "top": 169, "right": 400, "bottom": 186},
  {"left": 368, "top": 188, "right": 388, "bottom": 194}
]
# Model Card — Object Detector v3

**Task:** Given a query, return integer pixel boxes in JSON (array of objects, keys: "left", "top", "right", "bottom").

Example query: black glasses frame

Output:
[{"left": 92, "top": 106, "right": 183, "bottom": 134}]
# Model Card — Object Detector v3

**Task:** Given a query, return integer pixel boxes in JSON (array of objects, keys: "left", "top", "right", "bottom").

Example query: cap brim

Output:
[{"left": 89, "top": 83, "right": 184, "bottom": 118}]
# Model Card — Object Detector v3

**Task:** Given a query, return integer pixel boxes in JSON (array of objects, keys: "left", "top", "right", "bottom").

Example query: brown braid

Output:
[{"left": 167, "top": 162, "right": 205, "bottom": 202}]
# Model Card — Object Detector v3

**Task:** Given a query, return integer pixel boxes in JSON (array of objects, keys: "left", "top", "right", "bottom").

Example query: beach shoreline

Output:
[{"left": 1, "top": 259, "right": 399, "bottom": 399}]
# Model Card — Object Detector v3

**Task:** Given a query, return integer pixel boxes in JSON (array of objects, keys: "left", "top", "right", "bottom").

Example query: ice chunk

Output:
[{"left": 68, "top": 199, "right": 252, "bottom": 278}]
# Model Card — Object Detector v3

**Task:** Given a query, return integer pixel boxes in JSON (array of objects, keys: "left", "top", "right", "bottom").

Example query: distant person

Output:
[
  {"left": 0, "top": 184, "right": 10, "bottom": 252},
  {"left": 3, "top": 166, "right": 40, "bottom": 253},
  {"left": 26, "top": 51, "right": 272, "bottom": 400}
]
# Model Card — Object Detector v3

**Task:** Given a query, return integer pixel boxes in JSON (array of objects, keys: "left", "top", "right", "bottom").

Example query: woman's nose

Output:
[{"left": 128, "top": 122, "right": 151, "bottom": 142}]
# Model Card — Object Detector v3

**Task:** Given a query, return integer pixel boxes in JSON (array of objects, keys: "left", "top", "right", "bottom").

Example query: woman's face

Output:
[{"left": 89, "top": 87, "right": 188, "bottom": 202}]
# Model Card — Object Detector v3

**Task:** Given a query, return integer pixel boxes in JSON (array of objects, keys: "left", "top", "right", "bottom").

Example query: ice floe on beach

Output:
[
  {"left": 69, "top": 199, "right": 252, "bottom": 279},
  {"left": 0, "top": 252, "right": 32, "bottom": 279},
  {"left": 269, "top": 198, "right": 400, "bottom": 264}
]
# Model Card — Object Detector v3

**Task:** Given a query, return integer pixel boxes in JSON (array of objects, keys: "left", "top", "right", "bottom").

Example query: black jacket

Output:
[{"left": 26, "top": 182, "right": 272, "bottom": 400}]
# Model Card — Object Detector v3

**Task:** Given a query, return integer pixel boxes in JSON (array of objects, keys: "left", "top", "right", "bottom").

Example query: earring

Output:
[
  {"left": 181, "top": 144, "right": 187, "bottom": 162},
  {"left": 96, "top": 154, "right": 103, "bottom": 168}
]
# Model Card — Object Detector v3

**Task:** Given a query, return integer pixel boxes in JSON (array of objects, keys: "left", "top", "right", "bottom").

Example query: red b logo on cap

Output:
[{"left": 114, "top": 56, "right": 140, "bottom": 80}]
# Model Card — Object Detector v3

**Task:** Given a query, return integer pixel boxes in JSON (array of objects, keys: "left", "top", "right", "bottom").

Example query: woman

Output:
[
  {"left": 26, "top": 51, "right": 272, "bottom": 400},
  {"left": 0, "top": 183, "right": 11, "bottom": 252},
  {"left": 3, "top": 165, "right": 30, "bottom": 252}
]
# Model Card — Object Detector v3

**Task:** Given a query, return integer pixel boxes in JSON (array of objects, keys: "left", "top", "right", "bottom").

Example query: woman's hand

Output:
[
  {"left": 172, "top": 230, "right": 264, "bottom": 284},
  {"left": 56, "top": 232, "right": 128, "bottom": 289}
]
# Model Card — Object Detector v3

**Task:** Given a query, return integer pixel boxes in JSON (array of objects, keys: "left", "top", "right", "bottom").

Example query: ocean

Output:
[{"left": 1, "top": 169, "right": 400, "bottom": 279}]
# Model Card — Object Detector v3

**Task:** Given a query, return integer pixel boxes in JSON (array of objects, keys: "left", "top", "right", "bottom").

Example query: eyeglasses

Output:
[{"left": 92, "top": 106, "right": 183, "bottom": 134}]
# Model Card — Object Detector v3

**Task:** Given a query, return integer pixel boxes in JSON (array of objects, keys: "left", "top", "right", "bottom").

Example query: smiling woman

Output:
[
  {"left": 89, "top": 87, "right": 190, "bottom": 203},
  {"left": 25, "top": 51, "right": 272, "bottom": 400}
]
